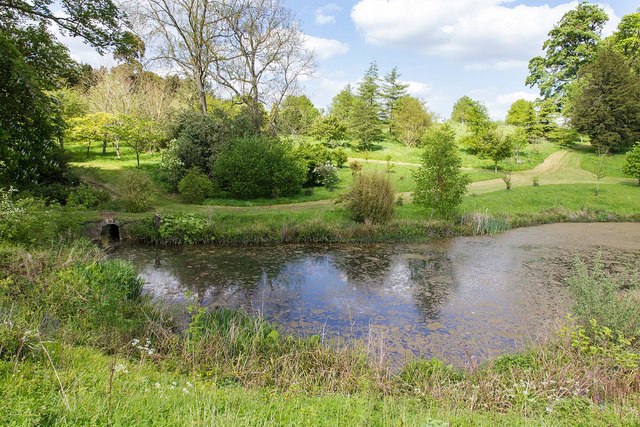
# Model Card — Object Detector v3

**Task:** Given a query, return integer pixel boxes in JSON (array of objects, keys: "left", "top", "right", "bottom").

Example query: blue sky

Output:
[{"left": 62, "top": 0, "right": 637, "bottom": 120}]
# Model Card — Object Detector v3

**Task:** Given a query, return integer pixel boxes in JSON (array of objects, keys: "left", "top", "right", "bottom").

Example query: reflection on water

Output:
[{"left": 113, "top": 223, "right": 640, "bottom": 366}]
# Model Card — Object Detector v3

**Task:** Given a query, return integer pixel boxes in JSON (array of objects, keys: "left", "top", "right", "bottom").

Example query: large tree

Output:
[
  {"left": 329, "top": 84, "right": 356, "bottom": 123},
  {"left": 569, "top": 48, "right": 640, "bottom": 152},
  {"left": 413, "top": 125, "right": 470, "bottom": 218},
  {"left": 390, "top": 96, "right": 432, "bottom": 147},
  {"left": 450, "top": 96, "right": 489, "bottom": 130},
  {"left": 611, "top": 8, "right": 640, "bottom": 74},
  {"left": 277, "top": 95, "right": 319, "bottom": 136},
  {"left": 526, "top": 2, "right": 608, "bottom": 111}
]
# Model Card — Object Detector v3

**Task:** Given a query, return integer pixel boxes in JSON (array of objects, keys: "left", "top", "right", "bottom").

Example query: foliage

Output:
[
  {"left": 0, "top": 188, "right": 51, "bottom": 244},
  {"left": 329, "top": 84, "right": 356, "bottom": 123},
  {"left": 120, "top": 169, "right": 154, "bottom": 212},
  {"left": 277, "top": 95, "right": 320, "bottom": 135},
  {"left": 380, "top": 66, "right": 409, "bottom": 122},
  {"left": 505, "top": 99, "right": 536, "bottom": 134},
  {"left": 293, "top": 143, "right": 337, "bottom": 187},
  {"left": 67, "top": 184, "right": 111, "bottom": 209},
  {"left": 213, "top": 137, "right": 306, "bottom": 199},
  {"left": 158, "top": 213, "right": 213, "bottom": 244},
  {"left": 569, "top": 48, "right": 640, "bottom": 152},
  {"left": 341, "top": 172, "right": 395, "bottom": 224},
  {"left": 567, "top": 256, "right": 640, "bottom": 340},
  {"left": 567, "top": 319, "right": 640, "bottom": 369},
  {"left": 331, "top": 149, "right": 348, "bottom": 168},
  {"left": 114, "top": 115, "right": 165, "bottom": 166},
  {"left": 610, "top": 8, "right": 640, "bottom": 74},
  {"left": 159, "top": 139, "right": 187, "bottom": 190},
  {"left": 350, "top": 97, "right": 384, "bottom": 151},
  {"left": 450, "top": 96, "right": 489, "bottom": 129},
  {"left": 526, "top": 2, "right": 609, "bottom": 110},
  {"left": 357, "top": 61, "right": 381, "bottom": 111},
  {"left": 622, "top": 142, "right": 640, "bottom": 184},
  {"left": 390, "top": 96, "right": 432, "bottom": 146},
  {"left": 178, "top": 170, "right": 214, "bottom": 204},
  {"left": 0, "top": 33, "right": 64, "bottom": 186},
  {"left": 67, "top": 112, "right": 118, "bottom": 158},
  {"left": 310, "top": 115, "right": 348, "bottom": 147},
  {"left": 413, "top": 125, "right": 470, "bottom": 218},
  {"left": 168, "top": 109, "right": 233, "bottom": 176},
  {"left": 0, "top": 0, "right": 126, "bottom": 52},
  {"left": 312, "top": 162, "right": 340, "bottom": 191}
]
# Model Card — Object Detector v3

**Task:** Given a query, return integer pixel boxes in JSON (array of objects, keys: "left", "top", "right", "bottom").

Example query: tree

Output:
[
  {"left": 0, "top": 34, "right": 63, "bottom": 186},
  {"left": 0, "top": 0, "right": 126, "bottom": 52},
  {"left": 114, "top": 115, "right": 164, "bottom": 166},
  {"left": 310, "top": 116, "right": 347, "bottom": 146},
  {"left": 526, "top": 2, "right": 608, "bottom": 111},
  {"left": 413, "top": 125, "right": 470, "bottom": 218},
  {"left": 141, "top": 0, "right": 220, "bottom": 113},
  {"left": 569, "top": 48, "right": 640, "bottom": 152},
  {"left": 475, "top": 126, "right": 514, "bottom": 173},
  {"left": 390, "top": 96, "right": 432, "bottom": 146},
  {"left": 67, "top": 113, "right": 118, "bottom": 159},
  {"left": 350, "top": 97, "right": 384, "bottom": 151},
  {"left": 611, "top": 8, "right": 640, "bottom": 74},
  {"left": 212, "top": 0, "right": 315, "bottom": 131},
  {"left": 530, "top": 98, "right": 559, "bottom": 141},
  {"left": 329, "top": 85, "right": 356, "bottom": 123},
  {"left": 622, "top": 142, "right": 640, "bottom": 185},
  {"left": 380, "top": 66, "right": 408, "bottom": 123},
  {"left": 450, "top": 96, "right": 489, "bottom": 130},
  {"left": 506, "top": 99, "right": 536, "bottom": 128},
  {"left": 277, "top": 95, "right": 320, "bottom": 135},
  {"left": 357, "top": 61, "right": 381, "bottom": 110}
]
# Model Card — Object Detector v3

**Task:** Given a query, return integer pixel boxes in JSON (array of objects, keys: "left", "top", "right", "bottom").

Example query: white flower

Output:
[
  {"left": 182, "top": 388, "right": 189, "bottom": 394},
  {"left": 114, "top": 363, "right": 129, "bottom": 374}
]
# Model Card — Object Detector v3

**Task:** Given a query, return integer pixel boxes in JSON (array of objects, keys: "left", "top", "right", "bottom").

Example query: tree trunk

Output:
[
  {"left": 86, "top": 144, "right": 91, "bottom": 159},
  {"left": 102, "top": 136, "right": 107, "bottom": 154},
  {"left": 115, "top": 142, "right": 120, "bottom": 159},
  {"left": 494, "top": 162, "right": 498, "bottom": 173}
]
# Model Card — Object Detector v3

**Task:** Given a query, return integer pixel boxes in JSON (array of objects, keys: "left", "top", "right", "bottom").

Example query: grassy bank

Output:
[{"left": 1, "top": 242, "right": 639, "bottom": 425}]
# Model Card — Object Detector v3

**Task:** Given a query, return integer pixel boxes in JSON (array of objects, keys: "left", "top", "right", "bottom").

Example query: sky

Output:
[{"left": 60, "top": 0, "right": 638, "bottom": 120}]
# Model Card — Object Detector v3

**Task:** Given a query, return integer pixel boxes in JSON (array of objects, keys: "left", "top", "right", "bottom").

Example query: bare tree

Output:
[
  {"left": 212, "top": 0, "right": 315, "bottom": 130},
  {"left": 140, "top": 0, "right": 224, "bottom": 113}
]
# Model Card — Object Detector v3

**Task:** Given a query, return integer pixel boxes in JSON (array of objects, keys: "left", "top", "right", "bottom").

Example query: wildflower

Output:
[
  {"left": 114, "top": 363, "right": 129, "bottom": 374},
  {"left": 182, "top": 388, "right": 189, "bottom": 394},
  {"left": 154, "top": 382, "right": 161, "bottom": 389}
]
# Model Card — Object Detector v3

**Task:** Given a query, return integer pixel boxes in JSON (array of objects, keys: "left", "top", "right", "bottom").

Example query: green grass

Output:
[
  {"left": 578, "top": 146, "right": 630, "bottom": 178},
  {"left": 461, "top": 183, "right": 640, "bottom": 216}
]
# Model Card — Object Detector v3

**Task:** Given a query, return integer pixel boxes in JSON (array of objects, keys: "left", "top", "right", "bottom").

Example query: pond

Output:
[{"left": 112, "top": 223, "right": 640, "bottom": 367}]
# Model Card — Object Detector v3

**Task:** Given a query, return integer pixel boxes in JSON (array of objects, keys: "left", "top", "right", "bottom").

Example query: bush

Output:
[
  {"left": 214, "top": 137, "right": 306, "bottom": 199},
  {"left": 158, "top": 213, "right": 214, "bottom": 244},
  {"left": 313, "top": 162, "right": 340, "bottom": 191},
  {"left": 567, "top": 256, "right": 640, "bottom": 339},
  {"left": 159, "top": 139, "right": 187, "bottom": 191},
  {"left": 293, "top": 142, "right": 336, "bottom": 187},
  {"left": 178, "top": 170, "right": 214, "bottom": 204},
  {"left": 331, "top": 148, "right": 348, "bottom": 168},
  {"left": 67, "top": 183, "right": 110, "bottom": 209},
  {"left": 168, "top": 109, "right": 233, "bottom": 176},
  {"left": 120, "top": 169, "right": 154, "bottom": 212},
  {"left": 341, "top": 172, "right": 395, "bottom": 224},
  {"left": 0, "top": 188, "right": 62, "bottom": 244},
  {"left": 622, "top": 142, "right": 640, "bottom": 185}
]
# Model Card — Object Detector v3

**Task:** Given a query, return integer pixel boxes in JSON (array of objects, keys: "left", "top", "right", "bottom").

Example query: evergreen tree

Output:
[
  {"left": 413, "top": 125, "right": 470, "bottom": 218},
  {"left": 380, "top": 67, "right": 409, "bottom": 123},
  {"left": 570, "top": 48, "right": 640, "bottom": 152},
  {"left": 329, "top": 85, "right": 356, "bottom": 123},
  {"left": 357, "top": 61, "right": 381, "bottom": 110}
]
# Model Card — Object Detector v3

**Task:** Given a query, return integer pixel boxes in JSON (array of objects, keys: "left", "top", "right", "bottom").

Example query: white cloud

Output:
[
  {"left": 303, "top": 35, "right": 350, "bottom": 60},
  {"left": 315, "top": 3, "right": 342, "bottom": 25},
  {"left": 351, "top": 0, "right": 620, "bottom": 68},
  {"left": 403, "top": 80, "right": 432, "bottom": 98}
]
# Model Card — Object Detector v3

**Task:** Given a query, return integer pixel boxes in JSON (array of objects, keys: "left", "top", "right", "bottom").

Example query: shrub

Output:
[
  {"left": 294, "top": 142, "right": 336, "bottom": 187},
  {"left": 341, "top": 172, "right": 395, "bottom": 224},
  {"left": 158, "top": 213, "right": 213, "bottom": 244},
  {"left": 622, "top": 142, "right": 640, "bottom": 185},
  {"left": 312, "top": 162, "right": 340, "bottom": 191},
  {"left": 120, "top": 169, "right": 154, "bottom": 212},
  {"left": 310, "top": 115, "right": 348, "bottom": 147},
  {"left": 0, "top": 188, "right": 62, "bottom": 244},
  {"left": 567, "top": 256, "right": 640, "bottom": 339},
  {"left": 178, "top": 170, "right": 214, "bottom": 204},
  {"left": 214, "top": 137, "right": 306, "bottom": 199},
  {"left": 159, "top": 139, "right": 187, "bottom": 191},
  {"left": 67, "top": 183, "right": 110, "bottom": 209},
  {"left": 331, "top": 148, "right": 348, "bottom": 168}
]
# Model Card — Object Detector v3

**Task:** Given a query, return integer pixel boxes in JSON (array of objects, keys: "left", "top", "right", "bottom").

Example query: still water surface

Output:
[{"left": 113, "top": 223, "right": 640, "bottom": 366}]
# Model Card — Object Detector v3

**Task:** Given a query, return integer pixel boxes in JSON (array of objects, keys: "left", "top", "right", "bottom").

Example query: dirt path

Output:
[
  {"left": 348, "top": 157, "right": 421, "bottom": 167},
  {"left": 468, "top": 150, "right": 629, "bottom": 194}
]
